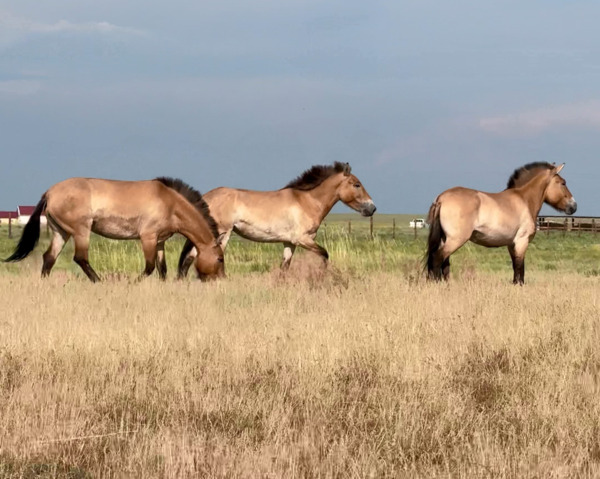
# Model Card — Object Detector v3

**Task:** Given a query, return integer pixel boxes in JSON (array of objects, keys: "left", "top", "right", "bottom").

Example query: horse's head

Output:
[
  {"left": 195, "top": 233, "right": 226, "bottom": 281},
  {"left": 337, "top": 163, "right": 376, "bottom": 217},
  {"left": 545, "top": 164, "right": 577, "bottom": 215}
]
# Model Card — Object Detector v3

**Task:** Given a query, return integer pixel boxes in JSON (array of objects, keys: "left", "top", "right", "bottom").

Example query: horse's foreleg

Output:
[
  {"left": 42, "top": 229, "right": 69, "bottom": 277},
  {"left": 140, "top": 236, "right": 158, "bottom": 278},
  {"left": 73, "top": 233, "right": 101, "bottom": 283},
  {"left": 508, "top": 243, "right": 527, "bottom": 285},
  {"left": 299, "top": 239, "right": 329, "bottom": 265},
  {"left": 177, "top": 240, "right": 197, "bottom": 279},
  {"left": 156, "top": 241, "right": 167, "bottom": 280},
  {"left": 281, "top": 242, "right": 297, "bottom": 270}
]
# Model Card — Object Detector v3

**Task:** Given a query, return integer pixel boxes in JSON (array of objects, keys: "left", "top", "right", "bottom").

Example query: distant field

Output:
[{"left": 1, "top": 214, "right": 600, "bottom": 477}]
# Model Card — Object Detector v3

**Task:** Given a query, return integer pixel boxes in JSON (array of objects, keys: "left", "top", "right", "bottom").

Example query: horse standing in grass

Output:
[
  {"left": 426, "top": 162, "right": 577, "bottom": 284},
  {"left": 177, "top": 162, "right": 376, "bottom": 277},
  {"left": 5, "top": 177, "right": 225, "bottom": 282}
]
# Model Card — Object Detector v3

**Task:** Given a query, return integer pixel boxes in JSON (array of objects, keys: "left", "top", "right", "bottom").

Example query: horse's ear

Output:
[
  {"left": 553, "top": 163, "right": 565, "bottom": 175},
  {"left": 215, "top": 232, "right": 226, "bottom": 247},
  {"left": 343, "top": 163, "right": 352, "bottom": 176}
]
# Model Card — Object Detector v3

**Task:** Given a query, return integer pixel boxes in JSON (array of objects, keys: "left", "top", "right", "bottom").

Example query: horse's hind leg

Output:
[
  {"left": 441, "top": 257, "right": 451, "bottom": 281},
  {"left": 73, "top": 233, "right": 101, "bottom": 282},
  {"left": 427, "top": 240, "right": 447, "bottom": 281},
  {"left": 281, "top": 242, "right": 296, "bottom": 270},
  {"left": 437, "top": 236, "right": 469, "bottom": 282},
  {"left": 42, "top": 229, "right": 70, "bottom": 277},
  {"left": 427, "top": 247, "right": 444, "bottom": 281},
  {"left": 156, "top": 241, "right": 167, "bottom": 280}
]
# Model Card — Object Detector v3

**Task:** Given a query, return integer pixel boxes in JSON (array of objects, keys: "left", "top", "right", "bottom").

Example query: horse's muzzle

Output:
[
  {"left": 565, "top": 200, "right": 577, "bottom": 215},
  {"left": 361, "top": 202, "right": 377, "bottom": 217}
]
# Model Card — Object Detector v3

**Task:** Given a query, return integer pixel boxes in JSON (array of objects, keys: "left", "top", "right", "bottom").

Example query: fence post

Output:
[
  {"left": 563, "top": 218, "right": 568, "bottom": 236},
  {"left": 392, "top": 218, "right": 396, "bottom": 239},
  {"left": 593, "top": 218, "right": 596, "bottom": 234},
  {"left": 370, "top": 216, "right": 373, "bottom": 240},
  {"left": 546, "top": 219, "right": 550, "bottom": 236},
  {"left": 348, "top": 220, "right": 351, "bottom": 235},
  {"left": 413, "top": 218, "right": 418, "bottom": 240},
  {"left": 8, "top": 212, "right": 12, "bottom": 239}
]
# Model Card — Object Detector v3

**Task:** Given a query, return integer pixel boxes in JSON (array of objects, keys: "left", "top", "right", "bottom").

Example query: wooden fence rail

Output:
[{"left": 537, "top": 216, "right": 600, "bottom": 235}]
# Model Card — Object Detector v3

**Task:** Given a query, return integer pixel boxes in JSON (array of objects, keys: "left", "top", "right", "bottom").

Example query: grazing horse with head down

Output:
[
  {"left": 426, "top": 162, "right": 576, "bottom": 284},
  {"left": 5, "top": 177, "right": 225, "bottom": 282},
  {"left": 177, "top": 162, "right": 376, "bottom": 277}
]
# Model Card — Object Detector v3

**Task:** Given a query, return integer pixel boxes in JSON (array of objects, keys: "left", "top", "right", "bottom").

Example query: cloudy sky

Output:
[{"left": 1, "top": 1, "right": 598, "bottom": 214}]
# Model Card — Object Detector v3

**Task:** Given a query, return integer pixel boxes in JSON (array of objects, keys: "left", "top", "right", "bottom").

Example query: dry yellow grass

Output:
[{"left": 1, "top": 265, "right": 599, "bottom": 477}]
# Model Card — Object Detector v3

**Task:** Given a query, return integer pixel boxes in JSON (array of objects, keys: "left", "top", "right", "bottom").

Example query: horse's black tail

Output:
[
  {"left": 425, "top": 200, "right": 445, "bottom": 276},
  {"left": 5, "top": 194, "right": 47, "bottom": 262},
  {"left": 177, "top": 238, "right": 196, "bottom": 278}
]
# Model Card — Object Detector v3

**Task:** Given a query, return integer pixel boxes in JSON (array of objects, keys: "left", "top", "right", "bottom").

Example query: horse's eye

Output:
[
  {"left": 354, "top": 183, "right": 361, "bottom": 188},
  {"left": 217, "top": 257, "right": 224, "bottom": 263}
]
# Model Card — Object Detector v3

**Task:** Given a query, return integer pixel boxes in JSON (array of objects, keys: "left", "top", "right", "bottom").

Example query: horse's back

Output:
[
  {"left": 205, "top": 186, "right": 297, "bottom": 218},
  {"left": 436, "top": 187, "right": 481, "bottom": 213},
  {"left": 48, "top": 177, "right": 158, "bottom": 195},
  {"left": 48, "top": 178, "right": 164, "bottom": 210}
]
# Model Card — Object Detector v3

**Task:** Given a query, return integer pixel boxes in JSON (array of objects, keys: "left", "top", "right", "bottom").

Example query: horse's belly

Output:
[
  {"left": 92, "top": 216, "right": 140, "bottom": 240},
  {"left": 234, "top": 222, "right": 292, "bottom": 243},
  {"left": 470, "top": 229, "right": 513, "bottom": 247}
]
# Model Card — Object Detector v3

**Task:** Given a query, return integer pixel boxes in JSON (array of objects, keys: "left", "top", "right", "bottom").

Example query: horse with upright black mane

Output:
[
  {"left": 5, "top": 177, "right": 225, "bottom": 282},
  {"left": 426, "top": 162, "right": 576, "bottom": 284},
  {"left": 177, "top": 162, "right": 376, "bottom": 277}
]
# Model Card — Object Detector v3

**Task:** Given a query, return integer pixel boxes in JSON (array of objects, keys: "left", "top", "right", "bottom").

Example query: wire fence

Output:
[{"left": 3, "top": 215, "right": 599, "bottom": 242}]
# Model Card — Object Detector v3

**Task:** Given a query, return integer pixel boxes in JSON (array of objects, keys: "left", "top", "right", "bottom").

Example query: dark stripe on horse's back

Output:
[
  {"left": 154, "top": 177, "right": 219, "bottom": 239},
  {"left": 283, "top": 162, "right": 351, "bottom": 191},
  {"left": 506, "top": 162, "right": 554, "bottom": 189}
]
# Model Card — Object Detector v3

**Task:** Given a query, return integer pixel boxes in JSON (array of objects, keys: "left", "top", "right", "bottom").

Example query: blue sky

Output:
[{"left": 1, "top": 1, "right": 598, "bottom": 214}]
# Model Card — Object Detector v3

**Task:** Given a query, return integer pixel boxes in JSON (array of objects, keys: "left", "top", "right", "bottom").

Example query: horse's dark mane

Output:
[
  {"left": 154, "top": 177, "right": 219, "bottom": 239},
  {"left": 283, "top": 162, "right": 351, "bottom": 191},
  {"left": 506, "top": 162, "right": 554, "bottom": 189}
]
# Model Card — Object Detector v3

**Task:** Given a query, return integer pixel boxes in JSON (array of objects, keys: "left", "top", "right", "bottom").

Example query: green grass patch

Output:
[{"left": 1, "top": 215, "right": 599, "bottom": 279}]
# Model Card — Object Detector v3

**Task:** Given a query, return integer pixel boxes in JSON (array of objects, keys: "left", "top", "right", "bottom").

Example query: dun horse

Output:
[
  {"left": 5, "top": 177, "right": 225, "bottom": 282},
  {"left": 426, "top": 162, "right": 576, "bottom": 284},
  {"left": 177, "top": 162, "right": 376, "bottom": 277}
]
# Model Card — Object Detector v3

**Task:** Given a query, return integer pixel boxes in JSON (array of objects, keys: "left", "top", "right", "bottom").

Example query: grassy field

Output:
[{"left": 1, "top": 215, "right": 600, "bottom": 477}]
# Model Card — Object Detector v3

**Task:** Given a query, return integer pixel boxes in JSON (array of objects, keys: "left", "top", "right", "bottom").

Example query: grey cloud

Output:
[
  {"left": 0, "top": 10, "right": 143, "bottom": 47},
  {"left": 480, "top": 102, "right": 600, "bottom": 137}
]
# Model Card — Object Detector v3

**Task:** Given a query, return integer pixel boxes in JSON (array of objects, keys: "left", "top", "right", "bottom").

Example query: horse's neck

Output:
[
  {"left": 517, "top": 172, "right": 552, "bottom": 218},
  {"left": 175, "top": 202, "right": 214, "bottom": 248},
  {"left": 302, "top": 176, "right": 343, "bottom": 222}
]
